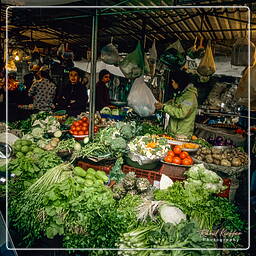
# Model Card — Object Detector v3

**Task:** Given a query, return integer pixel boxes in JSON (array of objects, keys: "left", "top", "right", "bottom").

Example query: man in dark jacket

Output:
[
  {"left": 56, "top": 67, "right": 88, "bottom": 116},
  {"left": 95, "top": 69, "right": 111, "bottom": 111}
]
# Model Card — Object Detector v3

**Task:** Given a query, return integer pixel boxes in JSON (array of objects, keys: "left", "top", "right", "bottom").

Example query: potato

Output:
[
  {"left": 212, "top": 154, "right": 222, "bottom": 160},
  {"left": 220, "top": 159, "right": 232, "bottom": 166}
]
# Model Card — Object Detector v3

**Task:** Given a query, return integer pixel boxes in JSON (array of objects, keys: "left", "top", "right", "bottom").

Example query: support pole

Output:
[{"left": 89, "top": 9, "right": 98, "bottom": 140}]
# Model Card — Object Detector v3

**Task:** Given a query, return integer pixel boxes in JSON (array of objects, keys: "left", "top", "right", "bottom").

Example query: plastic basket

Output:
[
  {"left": 122, "top": 165, "right": 161, "bottom": 184},
  {"left": 160, "top": 164, "right": 188, "bottom": 178},
  {"left": 217, "top": 178, "right": 231, "bottom": 198},
  {"left": 77, "top": 161, "right": 113, "bottom": 174}
]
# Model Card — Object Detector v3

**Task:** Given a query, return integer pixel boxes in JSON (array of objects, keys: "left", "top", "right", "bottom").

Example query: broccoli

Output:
[
  {"left": 110, "top": 137, "right": 127, "bottom": 152},
  {"left": 120, "top": 125, "right": 133, "bottom": 140}
]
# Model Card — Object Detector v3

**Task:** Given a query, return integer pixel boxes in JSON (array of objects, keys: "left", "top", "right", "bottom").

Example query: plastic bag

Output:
[
  {"left": 148, "top": 39, "right": 157, "bottom": 76},
  {"left": 187, "top": 37, "right": 198, "bottom": 59},
  {"left": 119, "top": 42, "right": 145, "bottom": 79},
  {"left": 231, "top": 38, "right": 256, "bottom": 66},
  {"left": 127, "top": 76, "right": 157, "bottom": 117},
  {"left": 235, "top": 62, "right": 256, "bottom": 108},
  {"left": 197, "top": 40, "right": 216, "bottom": 76},
  {"left": 187, "top": 37, "right": 205, "bottom": 59},
  {"left": 160, "top": 40, "right": 186, "bottom": 68},
  {"left": 101, "top": 43, "right": 119, "bottom": 65}
]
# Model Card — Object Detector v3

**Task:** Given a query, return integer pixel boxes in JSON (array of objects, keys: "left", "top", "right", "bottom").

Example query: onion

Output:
[
  {"left": 215, "top": 136, "right": 224, "bottom": 143},
  {"left": 207, "top": 136, "right": 215, "bottom": 145},
  {"left": 225, "top": 139, "right": 233, "bottom": 146}
]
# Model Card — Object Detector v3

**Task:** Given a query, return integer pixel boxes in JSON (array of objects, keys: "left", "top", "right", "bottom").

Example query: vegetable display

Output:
[
  {"left": 163, "top": 146, "right": 193, "bottom": 166},
  {"left": 7, "top": 110, "right": 247, "bottom": 251},
  {"left": 194, "top": 147, "right": 248, "bottom": 167},
  {"left": 128, "top": 135, "right": 170, "bottom": 162}
]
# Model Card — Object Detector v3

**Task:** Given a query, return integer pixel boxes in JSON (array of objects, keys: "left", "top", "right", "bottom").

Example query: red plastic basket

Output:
[
  {"left": 77, "top": 161, "right": 113, "bottom": 174},
  {"left": 122, "top": 165, "right": 161, "bottom": 184},
  {"left": 217, "top": 178, "right": 231, "bottom": 198}
]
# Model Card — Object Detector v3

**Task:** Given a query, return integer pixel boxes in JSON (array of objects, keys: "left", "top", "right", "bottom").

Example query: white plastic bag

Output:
[
  {"left": 101, "top": 43, "right": 119, "bottom": 65},
  {"left": 127, "top": 76, "right": 157, "bottom": 117},
  {"left": 149, "top": 39, "right": 157, "bottom": 76}
]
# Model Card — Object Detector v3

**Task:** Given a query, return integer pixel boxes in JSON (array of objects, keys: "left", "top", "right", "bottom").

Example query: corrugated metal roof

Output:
[{"left": 1, "top": 1, "right": 255, "bottom": 56}]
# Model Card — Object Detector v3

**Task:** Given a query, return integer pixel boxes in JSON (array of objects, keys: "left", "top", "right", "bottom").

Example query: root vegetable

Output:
[
  {"left": 231, "top": 158, "right": 242, "bottom": 167},
  {"left": 220, "top": 159, "right": 231, "bottom": 166}
]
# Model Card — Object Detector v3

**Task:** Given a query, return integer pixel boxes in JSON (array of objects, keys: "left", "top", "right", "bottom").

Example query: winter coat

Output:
[
  {"left": 163, "top": 84, "right": 198, "bottom": 137},
  {"left": 95, "top": 81, "right": 110, "bottom": 111},
  {"left": 57, "top": 82, "right": 88, "bottom": 116}
]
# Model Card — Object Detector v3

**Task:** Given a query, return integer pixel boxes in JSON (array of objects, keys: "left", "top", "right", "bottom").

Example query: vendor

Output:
[
  {"left": 154, "top": 70, "right": 198, "bottom": 138},
  {"left": 28, "top": 66, "right": 56, "bottom": 112},
  {"left": 56, "top": 67, "right": 88, "bottom": 116},
  {"left": 95, "top": 69, "right": 111, "bottom": 111}
]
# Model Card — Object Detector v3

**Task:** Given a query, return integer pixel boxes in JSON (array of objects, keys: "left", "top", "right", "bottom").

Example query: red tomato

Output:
[
  {"left": 167, "top": 150, "right": 175, "bottom": 157},
  {"left": 73, "top": 121, "right": 80, "bottom": 127},
  {"left": 78, "top": 120, "right": 83, "bottom": 125},
  {"left": 82, "top": 122, "right": 89, "bottom": 127},
  {"left": 179, "top": 152, "right": 188, "bottom": 159},
  {"left": 71, "top": 125, "right": 76, "bottom": 131},
  {"left": 85, "top": 130, "right": 89, "bottom": 135},
  {"left": 69, "top": 129, "right": 74, "bottom": 135},
  {"left": 82, "top": 117, "right": 88, "bottom": 122},
  {"left": 73, "top": 131, "right": 78, "bottom": 135},
  {"left": 81, "top": 126, "right": 87, "bottom": 131},
  {"left": 172, "top": 156, "right": 181, "bottom": 165},
  {"left": 76, "top": 126, "right": 81, "bottom": 131},
  {"left": 182, "top": 158, "right": 191, "bottom": 165},
  {"left": 78, "top": 130, "right": 85, "bottom": 135},
  {"left": 173, "top": 146, "right": 182, "bottom": 155},
  {"left": 164, "top": 155, "right": 173, "bottom": 163},
  {"left": 94, "top": 126, "right": 99, "bottom": 133}
]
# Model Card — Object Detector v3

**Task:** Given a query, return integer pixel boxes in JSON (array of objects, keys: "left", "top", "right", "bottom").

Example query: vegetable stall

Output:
[
  {"left": 0, "top": 110, "right": 249, "bottom": 254},
  {"left": 1, "top": 3, "right": 253, "bottom": 255}
]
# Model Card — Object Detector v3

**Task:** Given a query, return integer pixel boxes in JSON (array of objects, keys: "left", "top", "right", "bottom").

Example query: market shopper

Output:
[
  {"left": 28, "top": 66, "right": 56, "bottom": 111},
  {"left": 95, "top": 69, "right": 111, "bottom": 111},
  {"left": 56, "top": 67, "right": 88, "bottom": 116},
  {"left": 154, "top": 70, "right": 198, "bottom": 138}
]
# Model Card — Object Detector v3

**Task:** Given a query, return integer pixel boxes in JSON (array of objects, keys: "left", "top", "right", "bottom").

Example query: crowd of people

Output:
[{"left": 0, "top": 64, "right": 112, "bottom": 121}]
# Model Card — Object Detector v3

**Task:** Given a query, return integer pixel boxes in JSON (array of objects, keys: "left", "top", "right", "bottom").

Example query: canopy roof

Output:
[{"left": 1, "top": 0, "right": 256, "bottom": 57}]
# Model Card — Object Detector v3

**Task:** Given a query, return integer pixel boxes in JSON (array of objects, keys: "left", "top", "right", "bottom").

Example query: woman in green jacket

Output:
[{"left": 155, "top": 70, "right": 198, "bottom": 138}]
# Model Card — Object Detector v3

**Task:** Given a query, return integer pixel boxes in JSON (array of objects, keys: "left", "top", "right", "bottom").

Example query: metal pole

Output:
[{"left": 89, "top": 9, "right": 98, "bottom": 140}]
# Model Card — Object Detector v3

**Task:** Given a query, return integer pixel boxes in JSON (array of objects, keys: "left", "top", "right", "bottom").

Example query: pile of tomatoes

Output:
[
  {"left": 163, "top": 145, "right": 193, "bottom": 166},
  {"left": 69, "top": 117, "right": 99, "bottom": 136}
]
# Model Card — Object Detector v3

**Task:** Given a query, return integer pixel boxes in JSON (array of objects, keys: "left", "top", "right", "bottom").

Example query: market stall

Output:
[{"left": 1, "top": 2, "right": 253, "bottom": 254}]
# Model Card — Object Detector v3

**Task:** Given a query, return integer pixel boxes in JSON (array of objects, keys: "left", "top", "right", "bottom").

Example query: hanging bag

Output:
[
  {"left": 127, "top": 76, "right": 157, "bottom": 117},
  {"left": 235, "top": 59, "right": 256, "bottom": 108},
  {"left": 119, "top": 41, "right": 145, "bottom": 79},
  {"left": 197, "top": 40, "right": 216, "bottom": 76},
  {"left": 101, "top": 38, "right": 119, "bottom": 65},
  {"left": 231, "top": 37, "right": 256, "bottom": 66}
]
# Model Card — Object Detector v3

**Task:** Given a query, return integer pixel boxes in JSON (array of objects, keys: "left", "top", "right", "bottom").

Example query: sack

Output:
[
  {"left": 127, "top": 76, "right": 157, "bottom": 117},
  {"left": 101, "top": 43, "right": 119, "bottom": 65},
  {"left": 197, "top": 41, "right": 216, "bottom": 76},
  {"left": 231, "top": 38, "right": 256, "bottom": 66},
  {"left": 187, "top": 37, "right": 205, "bottom": 59},
  {"left": 235, "top": 63, "right": 256, "bottom": 108},
  {"left": 120, "top": 41, "right": 145, "bottom": 79}
]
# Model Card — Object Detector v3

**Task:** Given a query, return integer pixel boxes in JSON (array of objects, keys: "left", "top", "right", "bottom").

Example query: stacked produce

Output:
[
  {"left": 69, "top": 116, "right": 99, "bottom": 136},
  {"left": 127, "top": 135, "right": 170, "bottom": 164},
  {"left": 184, "top": 164, "right": 227, "bottom": 194},
  {"left": 194, "top": 147, "right": 248, "bottom": 167},
  {"left": 112, "top": 172, "right": 152, "bottom": 200},
  {"left": 163, "top": 146, "right": 193, "bottom": 166},
  {"left": 207, "top": 135, "right": 234, "bottom": 147}
]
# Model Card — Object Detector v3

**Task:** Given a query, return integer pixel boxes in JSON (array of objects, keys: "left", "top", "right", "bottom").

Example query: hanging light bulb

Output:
[{"left": 15, "top": 54, "right": 20, "bottom": 61}]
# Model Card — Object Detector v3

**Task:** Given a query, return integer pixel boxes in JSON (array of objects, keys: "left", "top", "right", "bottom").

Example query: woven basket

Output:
[{"left": 192, "top": 158, "right": 247, "bottom": 176}]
